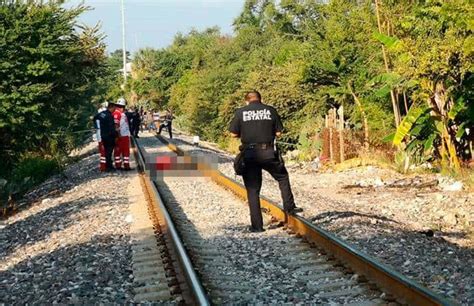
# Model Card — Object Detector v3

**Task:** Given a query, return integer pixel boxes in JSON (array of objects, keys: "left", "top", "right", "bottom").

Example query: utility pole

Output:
[{"left": 121, "top": 0, "right": 127, "bottom": 84}]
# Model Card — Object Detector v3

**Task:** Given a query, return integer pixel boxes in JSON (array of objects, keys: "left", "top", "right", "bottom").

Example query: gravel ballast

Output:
[
  {"left": 1, "top": 143, "right": 134, "bottom": 304},
  {"left": 167, "top": 131, "right": 473, "bottom": 305},
  {"left": 137, "top": 134, "right": 382, "bottom": 304}
]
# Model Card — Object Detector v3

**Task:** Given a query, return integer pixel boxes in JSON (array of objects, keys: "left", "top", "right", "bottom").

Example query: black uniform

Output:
[
  {"left": 229, "top": 101, "right": 296, "bottom": 230},
  {"left": 158, "top": 114, "right": 173, "bottom": 139},
  {"left": 93, "top": 109, "right": 117, "bottom": 170},
  {"left": 131, "top": 111, "right": 141, "bottom": 137}
]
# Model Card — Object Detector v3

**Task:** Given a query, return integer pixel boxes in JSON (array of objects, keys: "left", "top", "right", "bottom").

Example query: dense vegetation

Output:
[
  {"left": 0, "top": 0, "right": 472, "bottom": 209},
  {"left": 128, "top": 0, "right": 473, "bottom": 170},
  {"left": 0, "top": 2, "right": 109, "bottom": 206}
]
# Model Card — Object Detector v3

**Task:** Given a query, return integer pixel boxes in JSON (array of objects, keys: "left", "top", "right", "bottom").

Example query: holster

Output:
[
  {"left": 275, "top": 146, "right": 284, "bottom": 165},
  {"left": 233, "top": 151, "right": 245, "bottom": 175}
]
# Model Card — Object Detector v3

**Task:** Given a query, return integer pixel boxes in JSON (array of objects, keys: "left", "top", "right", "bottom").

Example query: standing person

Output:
[
  {"left": 132, "top": 107, "right": 141, "bottom": 138},
  {"left": 139, "top": 108, "right": 145, "bottom": 132},
  {"left": 113, "top": 97, "right": 132, "bottom": 170},
  {"left": 152, "top": 110, "right": 160, "bottom": 132},
  {"left": 141, "top": 111, "right": 148, "bottom": 132},
  {"left": 93, "top": 102, "right": 117, "bottom": 171},
  {"left": 158, "top": 109, "right": 173, "bottom": 139},
  {"left": 228, "top": 91, "right": 302, "bottom": 232},
  {"left": 94, "top": 101, "right": 109, "bottom": 171},
  {"left": 146, "top": 111, "right": 153, "bottom": 131}
]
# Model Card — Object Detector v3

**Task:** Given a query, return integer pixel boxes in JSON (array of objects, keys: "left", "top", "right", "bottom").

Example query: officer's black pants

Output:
[
  {"left": 133, "top": 123, "right": 140, "bottom": 137},
  {"left": 102, "top": 137, "right": 115, "bottom": 170},
  {"left": 242, "top": 158, "right": 295, "bottom": 229},
  {"left": 158, "top": 122, "right": 172, "bottom": 139}
]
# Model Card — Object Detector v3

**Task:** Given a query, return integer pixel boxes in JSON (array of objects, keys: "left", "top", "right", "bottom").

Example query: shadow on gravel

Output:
[
  {"left": 8, "top": 153, "right": 126, "bottom": 218},
  {"left": 8, "top": 147, "right": 133, "bottom": 213},
  {"left": 0, "top": 234, "right": 133, "bottom": 304},
  {"left": 311, "top": 210, "right": 473, "bottom": 304},
  {"left": 1, "top": 194, "right": 128, "bottom": 258},
  {"left": 311, "top": 211, "right": 399, "bottom": 224}
]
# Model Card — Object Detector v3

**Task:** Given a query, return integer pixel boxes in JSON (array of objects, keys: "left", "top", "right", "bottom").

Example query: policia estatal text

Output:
[{"left": 229, "top": 91, "right": 302, "bottom": 232}]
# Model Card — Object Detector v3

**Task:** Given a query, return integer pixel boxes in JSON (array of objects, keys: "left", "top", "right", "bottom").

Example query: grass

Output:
[
  {"left": 331, "top": 150, "right": 395, "bottom": 172},
  {"left": 455, "top": 168, "right": 474, "bottom": 192}
]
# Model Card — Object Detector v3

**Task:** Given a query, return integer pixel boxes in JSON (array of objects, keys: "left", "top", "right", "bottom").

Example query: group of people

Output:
[
  {"left": 93, "top": 98, "right": 139, "bottom": 172},
  {"left": 93, "top": 92, "right": 300, "bottom": 232},
  {"left": 93, "top": 98, "right": 174, "bottom": 172}
]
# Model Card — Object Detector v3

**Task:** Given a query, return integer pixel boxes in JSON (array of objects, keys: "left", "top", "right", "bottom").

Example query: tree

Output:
[
  {"left": 0, "top": 3, "right": 108, "bottom": 177},
  {"left": 388, "top": 0, "right": 473, "bottom": 171}
]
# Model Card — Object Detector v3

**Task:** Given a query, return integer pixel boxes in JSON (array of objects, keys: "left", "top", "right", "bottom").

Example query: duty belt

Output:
[{"left": 243, "top": 142, "right": 273, "bottom": 150}]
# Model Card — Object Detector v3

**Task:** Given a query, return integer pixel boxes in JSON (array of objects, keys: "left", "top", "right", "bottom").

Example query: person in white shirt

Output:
[{"left": 112, "top": 98, "right": 132, "bottom": 170}]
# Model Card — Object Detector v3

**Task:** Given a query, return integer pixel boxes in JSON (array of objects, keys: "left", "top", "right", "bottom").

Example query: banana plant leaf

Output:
[
  {"left": 424, "top": 133, "right": 437, "bottom": 152},
  {"left": 373, "top": 32, "right": 401, "bottom": 49},
  {"left": 393, "top": 106, "right": 428, "bottom": 147}
]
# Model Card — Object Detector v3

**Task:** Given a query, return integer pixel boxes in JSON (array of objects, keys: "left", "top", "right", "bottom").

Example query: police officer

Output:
[
  {"left": 158, "top": 109, "right": 173, "bottom": 139},
  {"left": 131, "top": 107, "right": 141, "bottom": 138},
  {"left": 93, "top": 102, "right": 117, "bottom": 171},
  {"left": 229, "top": 91, "right": 302, "bottom": 232}
]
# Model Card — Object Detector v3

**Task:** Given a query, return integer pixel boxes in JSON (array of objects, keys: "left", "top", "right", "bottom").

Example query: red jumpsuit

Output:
[{"left": 113, "top": 109, "right": 131, "bottom": 169}]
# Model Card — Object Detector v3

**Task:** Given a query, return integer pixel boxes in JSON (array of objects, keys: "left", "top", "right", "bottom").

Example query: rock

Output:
[
  {"left": 373, "top": 178, "right": 384, "bottom": 187},
  {"left": 124, "top": 214, "right": 133, "bottom": 223},
  {"left": 284, "top": 150, "right": 300, "bottom": 161},
  {"left": 441, "top": 181, "right": 464, "bottom": 191},
  {"left": 442, "top": 213, "right": 458, "bottom": 226}
]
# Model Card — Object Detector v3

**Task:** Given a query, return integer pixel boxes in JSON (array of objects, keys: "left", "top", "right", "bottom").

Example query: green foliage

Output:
[
  {"left": 11, "top": 157, "right": 60, "bottom": 186},
  {"left": 0, "top": 2, "right": 109, "bottom": 208},
  {"left": 386, "top": 0, "right": 473, "bottom": 170},
  {"left": 373, "top": 32, "right": 401, "bottom": 49},
  {"left": 1, "top": 156, "right": 60, "bottom": 210},
  {"left": 0, "top": 3, "right": 107, "bottom": 174},
  {"left": 296, "top": 117, "right": 323, "bottom": 161},
  {"left": 393, "top": 106, "right": 427, "bottom": 146},
  {"left": 126, "top": 0, "right": 472, "bottom": 167}
]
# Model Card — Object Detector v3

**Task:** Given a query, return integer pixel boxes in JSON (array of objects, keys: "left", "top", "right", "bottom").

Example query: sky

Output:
[{"left": 65, "top": 0, "right": 245, "bottom": 54}]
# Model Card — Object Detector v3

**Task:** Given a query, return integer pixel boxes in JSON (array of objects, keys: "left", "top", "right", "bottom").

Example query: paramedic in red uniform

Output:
[{"left": 113, "top": 97, "right": 132, "bottom": 170}]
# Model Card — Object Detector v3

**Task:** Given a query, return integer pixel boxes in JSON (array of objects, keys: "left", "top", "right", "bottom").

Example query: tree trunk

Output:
[
  {"left": 431, "top": 83, "right": 461, "bottom": 172},
  {"left": 374, "top": 0, "right": 400, "bottom": 127},
  {"left": 338, "top": 105, "right": 345, "bottom": 162},
  {"left": 403, "top": 91, "right": 409, "bottom": 115},
  {"left": 348, "top": 82, "right": 369, "bottom": 150}
]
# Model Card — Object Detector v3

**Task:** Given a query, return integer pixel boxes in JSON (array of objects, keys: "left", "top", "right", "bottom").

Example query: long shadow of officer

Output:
[{"left": 229, "top": 90, "right": 303, "bottom": 232}]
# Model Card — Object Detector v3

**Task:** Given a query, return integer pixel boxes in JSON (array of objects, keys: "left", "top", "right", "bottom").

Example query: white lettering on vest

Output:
[{"left": 243, "top": 109, "right": 272, "bottom": 122}]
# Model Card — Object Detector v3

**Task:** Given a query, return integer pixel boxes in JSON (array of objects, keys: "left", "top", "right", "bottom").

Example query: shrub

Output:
[
  {"left": 11, "top": 157, "right": 60, "bottom": 186},
  {"left": 1, "top": 157, "right": 61, "bottom": 212}
]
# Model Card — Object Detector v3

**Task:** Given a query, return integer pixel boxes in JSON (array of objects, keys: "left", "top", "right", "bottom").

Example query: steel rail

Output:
[
  {"left": 156, "top": 134, "right": 454, "bottom": 306},
  {"left": 131, "top": 138, "right": 211, "bottom": 306}
]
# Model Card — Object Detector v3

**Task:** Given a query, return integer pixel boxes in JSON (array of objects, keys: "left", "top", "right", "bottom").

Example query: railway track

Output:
[{"left": 132, "top": 133, "right": 452, "bottom": 305}]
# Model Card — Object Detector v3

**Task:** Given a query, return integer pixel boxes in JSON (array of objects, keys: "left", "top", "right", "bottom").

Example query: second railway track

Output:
[{"left": 133, "top": 132, "right": 452, "bottom": 305}]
